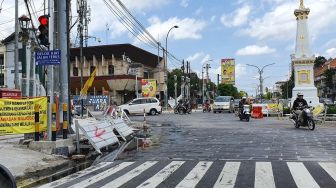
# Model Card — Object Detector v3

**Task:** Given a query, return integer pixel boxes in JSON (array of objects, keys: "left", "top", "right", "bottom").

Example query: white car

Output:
[
  {"left": 213, "top": 96, "right": 235, "bottom": 113},
  {"left": 119, "top": 97, "right": 162, "bottom": 115}
]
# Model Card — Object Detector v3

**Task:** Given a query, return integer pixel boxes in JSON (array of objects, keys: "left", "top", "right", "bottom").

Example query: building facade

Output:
[
  {"left": 70, "top": 44, "right": 164, "bottom": 105},
  {"left": 314, "top": 59, "right": 336, "bottom": 101}
]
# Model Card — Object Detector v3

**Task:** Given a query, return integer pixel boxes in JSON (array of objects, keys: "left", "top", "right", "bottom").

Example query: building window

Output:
[
  {"left": 144, "top": 71, "right": 149, "bottom": 79},
  {"left": 90, "top": 66, "right": 96, "bottom": 74},
  {"left": 0, "top": 73, "right": 4, "bottom": 86},
  {"left": 108, "top": 65, "right": 114, "bottom": 75},
  {"left": 0, "top": 54, "right": 4, "bottom": 66},
  {"left": 73, "top": 67, "right": 78, "bottom": 76}
]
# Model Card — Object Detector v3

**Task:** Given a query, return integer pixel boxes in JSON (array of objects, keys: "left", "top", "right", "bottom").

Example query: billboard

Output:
[
  {"left": 141, "top": 79, "right": 157, "bottom": 97},
  {"left": 221, "top": 59, "right": 235, "bottom": 85},
  {"left": 0, "top": 97, "right": 48, "bottom": 135}
]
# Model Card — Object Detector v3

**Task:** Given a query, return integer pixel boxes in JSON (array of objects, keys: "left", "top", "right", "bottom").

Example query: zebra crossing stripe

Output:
[
  {"left": 101, "top": 161, "right": 158, "bottom": 188},
  {"left": 176, "top": 161, "right": 213, "bottom": 188},
  {"left": 287, "top": 162, "right": 320, "bottom": 188},
  {"left": 213, "top": 162, "right": 240, "bottom": 188},
  {"left": 68, "top": 162, "right": 134, "bottom": 188},
  {"left": 38, "top": 162, "right": 113, "bottom": 188},
  {"left": 319, "top": 162, "right": 336, "bottom": 181},
  {"left": 136, "top": 161, "right": 185, "bottom": 188},
  {"left": 255, "top": 162, "right": 276, "bottom": 188}
]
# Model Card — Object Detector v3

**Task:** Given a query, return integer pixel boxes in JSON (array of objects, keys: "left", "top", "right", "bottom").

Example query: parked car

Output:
[
  {"left": 213, "top": 96, "right": 234, "bottom": 113},
  {"left": 118, "top": 97, "right": 162, "bottom": 115}
]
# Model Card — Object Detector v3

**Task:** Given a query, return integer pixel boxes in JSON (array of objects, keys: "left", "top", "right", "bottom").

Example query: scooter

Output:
[
  {"left": 291, "top": 106, "right": 315, "bottom": 130},
  {"left": 238, "top": 105, "right": 251, "bottom": 122}
]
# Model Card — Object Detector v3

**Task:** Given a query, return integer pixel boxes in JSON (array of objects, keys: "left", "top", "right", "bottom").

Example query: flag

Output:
[{"left": 80, "top": 67, "right": 97, "bottom": 99}]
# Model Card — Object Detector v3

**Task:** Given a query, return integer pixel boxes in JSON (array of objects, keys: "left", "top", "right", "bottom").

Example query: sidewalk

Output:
[{"left": 0, "top": 135, "right": 69, "bottom": 184}]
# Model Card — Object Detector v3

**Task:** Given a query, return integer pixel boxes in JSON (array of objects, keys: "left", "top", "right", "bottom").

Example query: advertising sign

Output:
[
  {"left": 141, "top": 79, "right": 157, "bottom": 97},
  {"left": 35, "top": 50, "right": 61, "bottom": 66},
  {"left": 72, "top": 95, "right": 109, "bottom": 111},
  {"left": 221, "top": 59, "right": 235, "bottom": 85},
  {"left": 0, "top": 97, "right": 48, "bottom": 135},
  {"left": 87, "top": 95, "right": 108, "bottom": 111}
]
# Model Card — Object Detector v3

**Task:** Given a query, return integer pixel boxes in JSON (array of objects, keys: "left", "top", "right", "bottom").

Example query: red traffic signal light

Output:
[{"left": 38, "top": 15, "right": 48, "bottom": 26}]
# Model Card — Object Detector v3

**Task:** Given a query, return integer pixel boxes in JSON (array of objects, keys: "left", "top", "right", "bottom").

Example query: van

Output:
[
  {"left": 118, "top": 97, "right": 162, "bottom": 115},
  {"left": 213, "top": 96, "right": 234, "bottom": 113}
]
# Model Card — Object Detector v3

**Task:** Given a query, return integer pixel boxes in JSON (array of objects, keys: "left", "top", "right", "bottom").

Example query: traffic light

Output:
[{"left": 38, "top": 15, "right": 49, "bottom": 46}]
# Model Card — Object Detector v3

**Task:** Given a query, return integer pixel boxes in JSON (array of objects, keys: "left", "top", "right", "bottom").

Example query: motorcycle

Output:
[
  {"left": 175, "top": 99, "right": 191, "bottom": 114},
  {"left": 202, "top": 102, "right": 211, "bottom": 112},
  {"left": 238, "top": 105, "right": 251, "bottom": 122},
  {"left": 291, "top": 106, "right": 315, "bottom": 130}
]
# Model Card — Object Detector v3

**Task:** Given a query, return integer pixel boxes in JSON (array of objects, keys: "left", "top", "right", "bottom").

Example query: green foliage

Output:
[
  {"left": 327, "top": 105, "right": 336, "bottom": 114},
  {"left": 324, "top": 69, "right": 335, "bottom": 89},
  {"left": 238, "top": 90, "right": 248, "bottom": 98},
  {"left": 264, "top": 92, "right": 272, "bottom": 100},
  {"left": 280, "top": 71, "right": 295, "bottom": 99},
  {"left": 217, "top": 84, "right": 239, "bottom": 98},
  {"left": 283, "top": 107, "right": 291, "bottom": 114},
  {"left": 314, "top": 56, "right": 327, "bottom": 68},
  {"left": 167, "top": 69, "right": 201, "bottom": 98}
]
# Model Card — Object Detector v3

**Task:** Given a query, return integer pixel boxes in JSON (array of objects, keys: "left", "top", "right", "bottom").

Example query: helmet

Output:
[
  {"left": 297, "top": 92, "right": 304, "bottom": 96},
  {"left": 242, "top": 96, "right": 247, "bottom": 99}
]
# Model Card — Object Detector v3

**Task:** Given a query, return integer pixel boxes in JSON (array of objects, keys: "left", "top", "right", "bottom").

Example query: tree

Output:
[
  {"left": 217, "top": 84, "right": 239, "bottom": 98},
  {"left": 167, "top": 69, "right": 200, "bottom": 98},
  {"left": 324, "top": 69, "right": 336, "bottom": 94},
  {"left": 314, "top": 56, "right": 327, "bottom": 68},
  {"left": 238, "top": 90, "right": 248, "bottom": 98},
  {"left": 280, "top": 71, "right": 295, "bottom": 99}
]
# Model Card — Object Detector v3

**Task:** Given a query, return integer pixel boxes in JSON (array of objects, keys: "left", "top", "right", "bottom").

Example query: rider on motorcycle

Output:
[
  {"left": 292, "top": 92, "right": 308, "bottom": 122},
  {"left": 239, "top": 96, "right": 248, "bottom": 115}
]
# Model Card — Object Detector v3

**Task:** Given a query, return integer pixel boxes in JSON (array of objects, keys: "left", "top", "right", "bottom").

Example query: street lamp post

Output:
[
  {"left": 246, "top": 63, "right": 275, "bottom": 103},
  {"left": 201, "top": 59, "right": 213, "bottom": 103},
  {"left": 165, "top": 25, "right": 178, "bottom": 111}
]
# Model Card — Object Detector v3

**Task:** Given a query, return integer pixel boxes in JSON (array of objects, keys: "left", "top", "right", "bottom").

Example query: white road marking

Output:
[
  {"left": 69, "top": 162, "right": 134, "bottom": 188},
  {"left": 101, "top": 161, "right": 158, "bottom": 188},
  {"left": 176, "top": 161, "right": 213, "bottom": 188},
  {"left": 38, "top": 162, "right": 113, "bottom": 188},
  {"left": 287, "top": 162, "right": 320, "bottom": 188},
  {"left": 319, "top": 162, "right": 336, "bottom": 181},
  {"left": 213, "top": 162, "right": 240, "bottom": 188},
  {"left": 254, "top": 162, "right": 276, "bottom": 188},
  {"left": 137, "top": 161, "right": 185, "bottom": 188}
]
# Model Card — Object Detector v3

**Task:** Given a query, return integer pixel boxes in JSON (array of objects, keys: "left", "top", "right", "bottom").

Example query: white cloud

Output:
[
  {"left": 235, "top": 63, "right": 247, "bottom": 78},
  {"left": 180, "top": 0, "right": 189, "bottom": 8},
  {"left": 241, "top": 0, "right": 336, "bottom": 41},
  {"left": 236, "top": 45, "right": 276, "bottom": 56},
  {"left": 186, "top": 52, "right": 205, "bottom": 63},
  {"left": 221, "top": 5, "right": 251, "bottom": 27},
  {"left": 121, "top": 0, "right": 169, "bottom": 12},
  {"left": 144, "top": 16, "right": 207, "bottom": 42},
  {"left": 326, "top": 48, "right": 336, "bottom": 58}
]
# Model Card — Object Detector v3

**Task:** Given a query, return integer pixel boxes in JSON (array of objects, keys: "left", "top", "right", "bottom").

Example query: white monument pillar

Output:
[{"left": 291, "top": 0, "right": 319, "bottom": 106}]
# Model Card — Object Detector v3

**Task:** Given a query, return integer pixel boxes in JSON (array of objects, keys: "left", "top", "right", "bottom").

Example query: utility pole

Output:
[
  {"left": 14, "top": 0, "right": 19, "bottom": 89},
  {"left": 59, "top": 0, "right": 69, "bottom": 127},
  {"left": 78, "top": 0, "right": 86, "bottom": 117},
  {"left": 174, "top": 75, "right": 177, "bottom": 106},
  {"left": 47, "top": 0, "right": 55, "bottom": 140},
  {"left": 205, "top": 63, "right": 210, "bottom": 100}
]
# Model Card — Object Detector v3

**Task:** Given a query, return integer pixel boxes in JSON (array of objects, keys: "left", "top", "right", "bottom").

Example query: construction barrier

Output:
[
  {"left": 52, "top": 103, "right": 57, "bottom": 141},
  {"left": 252, "top": 106, "right": 263, "bottom": 119},
  {"left": 34, "top": 104, "right": 40, "bottom": 141},
  {"left": 62, "top": 103, "right": 68, "bottom": 139}
]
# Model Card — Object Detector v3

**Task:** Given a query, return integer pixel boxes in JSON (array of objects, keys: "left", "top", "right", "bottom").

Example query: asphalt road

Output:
[{"left": 39, "top": 112, "right": 336, "bottom": 188}]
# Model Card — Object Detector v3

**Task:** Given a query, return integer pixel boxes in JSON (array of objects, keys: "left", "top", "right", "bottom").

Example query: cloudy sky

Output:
[{"left": 1, "top": 0, "right": 336, "bottom": 95}]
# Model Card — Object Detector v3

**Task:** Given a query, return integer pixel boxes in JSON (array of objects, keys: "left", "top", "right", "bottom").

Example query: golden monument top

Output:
[{"left": 300, "top": 0, "right": 304, "bottom": 9}]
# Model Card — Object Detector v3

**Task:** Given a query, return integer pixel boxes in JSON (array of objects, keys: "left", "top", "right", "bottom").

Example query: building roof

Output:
[
  {"left": 70, "top": 44, "right": 163, "bottom": 68},
  {"left": 314, "top": 58, "right": 336, "bottom": 77},
  {"left": 1, "top": 32, "right": 15, "bottom": 44}
]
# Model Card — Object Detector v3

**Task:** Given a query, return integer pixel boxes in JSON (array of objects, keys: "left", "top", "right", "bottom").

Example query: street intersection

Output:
[{"left": 39, "top": 112, "right": 336, "bottom": 188}]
